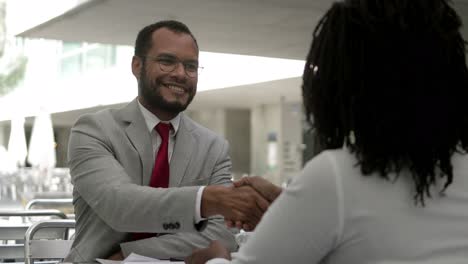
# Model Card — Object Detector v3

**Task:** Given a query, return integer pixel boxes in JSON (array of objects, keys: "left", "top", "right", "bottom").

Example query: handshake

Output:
[{"left": 201, "top": 176, "right": 282, "bottom": 231}]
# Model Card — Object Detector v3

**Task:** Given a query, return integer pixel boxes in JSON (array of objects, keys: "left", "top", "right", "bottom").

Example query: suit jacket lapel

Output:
[
  {"left": 120, "top": 99, "right": 154, "bottom": 185},
  {"left": 170, "top": 113, "right": 194, "bottom": 186}
]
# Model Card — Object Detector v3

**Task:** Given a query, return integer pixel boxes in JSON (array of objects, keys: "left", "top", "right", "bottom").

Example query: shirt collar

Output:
[{"left": 137, "top": 99, "right": 181, "bottom": 135}]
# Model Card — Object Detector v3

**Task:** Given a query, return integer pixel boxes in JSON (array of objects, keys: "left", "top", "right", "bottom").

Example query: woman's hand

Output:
[{"left": 185, "top": 240, "right": 231, "bottom": 264}]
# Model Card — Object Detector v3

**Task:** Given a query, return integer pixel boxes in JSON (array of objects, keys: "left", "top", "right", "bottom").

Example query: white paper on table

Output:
[
  {"left": 96, "top": 259, "right": 122, "bottom": 264},
  {"left": 96, "top": 253, "right": 184, "bottom": 264}
]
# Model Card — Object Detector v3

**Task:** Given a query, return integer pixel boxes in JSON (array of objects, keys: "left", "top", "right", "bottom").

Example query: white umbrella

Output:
[
  {"left": 27, "top": 110, "right": 56, "bottom": 170},
  {"left": 7, "top": 116, "right": 28, "bottom": 167},
  {"left": 0, "top": 145, "right": 16, "bottom": 174}
]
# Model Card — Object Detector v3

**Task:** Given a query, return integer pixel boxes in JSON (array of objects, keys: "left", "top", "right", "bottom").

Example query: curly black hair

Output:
[{"left": 302, "top": 0, "right": 468, "bottom": 205}]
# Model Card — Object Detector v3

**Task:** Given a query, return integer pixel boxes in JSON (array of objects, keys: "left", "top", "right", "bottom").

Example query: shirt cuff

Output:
[
  {"left": 195, "top": 186, "right": 206, "bottom": 223},
  {"left": 206, "top": 258, "right": 231, "bottom": 264}
]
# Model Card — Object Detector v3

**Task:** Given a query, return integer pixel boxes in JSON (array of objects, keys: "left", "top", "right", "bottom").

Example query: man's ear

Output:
[{"left": 131, "top": 55, "right": 142, "bottom": 79}]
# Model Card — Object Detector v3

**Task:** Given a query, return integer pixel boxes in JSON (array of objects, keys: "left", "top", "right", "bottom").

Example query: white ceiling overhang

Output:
[
  {"left": 14, "top": 0, "right": 332, "bottom": 59},
  {"left": 14, "top": 0, "right": 468, "bottom": 59}
]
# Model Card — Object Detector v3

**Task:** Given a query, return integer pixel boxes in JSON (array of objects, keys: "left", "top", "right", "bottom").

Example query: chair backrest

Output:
[
  {"left": 0, "top": 240, "right": 25, "bottom": 260},
  {"left": 0, "top": 210, "right": 69, "bottom": 261},
  {"left": 0, "top": 209, "right": 68, "bottom": 220},
  {"left": 24, "top": 219, "right": 76, "bottom": 264},
  {"left": 25, "top": 198, "right": 75, "bottom": 219},
  {"left": 25, "top": 198, "right": 73, "bottom": 210}
]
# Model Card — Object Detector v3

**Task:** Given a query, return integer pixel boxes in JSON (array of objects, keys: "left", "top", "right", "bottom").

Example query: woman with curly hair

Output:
[{"left": 187, "top": 0, "right": 468, "bottom": 263}]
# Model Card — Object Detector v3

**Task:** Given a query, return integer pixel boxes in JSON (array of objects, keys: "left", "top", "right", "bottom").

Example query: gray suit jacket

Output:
[{"left": 65, "top": 99, "right": 237, "bottom": 261}]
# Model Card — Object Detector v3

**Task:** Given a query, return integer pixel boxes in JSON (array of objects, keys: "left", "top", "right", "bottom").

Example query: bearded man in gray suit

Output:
[{"left": 65, "top": 20, "right": 269, "bottom": 262}]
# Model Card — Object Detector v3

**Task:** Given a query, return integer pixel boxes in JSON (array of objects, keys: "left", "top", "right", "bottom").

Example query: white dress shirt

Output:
[{"left": 138, "top": 100, "right": 205, "bottom": 223}]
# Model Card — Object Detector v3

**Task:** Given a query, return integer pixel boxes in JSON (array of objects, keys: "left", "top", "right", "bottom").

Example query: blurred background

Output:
[{"left": 0, "top": 0, "right": 467, "bottom": 210}]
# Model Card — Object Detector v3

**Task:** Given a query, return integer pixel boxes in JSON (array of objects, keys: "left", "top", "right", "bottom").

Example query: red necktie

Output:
[
  {"left": 149, "top": 122, "right": 171, "bottom": 188},
  {"left": 132, "top": 122, "right": 171, "bottom": 241}
]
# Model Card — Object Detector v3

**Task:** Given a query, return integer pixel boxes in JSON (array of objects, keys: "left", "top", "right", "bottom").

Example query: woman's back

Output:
[
  {"left": 322, "top": 149, "right": 468, "bottom": 263},
  {"left": 226, "top": 150, "right": 468, "bottom": 264}
]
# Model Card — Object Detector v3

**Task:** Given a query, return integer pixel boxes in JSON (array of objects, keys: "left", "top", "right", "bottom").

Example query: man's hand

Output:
[
  {"left": 234, "top": 176, "right": 282, "bottom": 203},
  {"left": 185, "top": 240, "right": 231, "bottom": 264},
  {"left": 201, "top": 185, "right": 269, "bottom": 231},
  {"left": 226, "top": 176, "right": 282, "bottom": 230},
  {"left": 108, "top": 250, "right": 124, "bottom": 260}
]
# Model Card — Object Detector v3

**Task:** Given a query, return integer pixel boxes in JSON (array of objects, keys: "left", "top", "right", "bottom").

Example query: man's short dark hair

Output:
[{"left": 134, "top": 20, "right": 198, "bottom": 57}]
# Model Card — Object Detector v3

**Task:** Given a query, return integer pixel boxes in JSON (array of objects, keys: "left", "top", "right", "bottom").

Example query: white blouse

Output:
[{"left": 209, "top": 149, "right": 468, "bottom": 264}]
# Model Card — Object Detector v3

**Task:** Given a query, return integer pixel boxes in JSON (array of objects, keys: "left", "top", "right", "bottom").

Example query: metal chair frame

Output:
[
  {"left": 24, "top": 219, "right": 76, "bottom": 264},
  {"left": 25, "top": 198, "right": 73, "bottom": 210},
  {"left": 0, "top": 210, "right": 68, "bottom": 262},
  {"left": 25, "top": 198, "right": 75, "bottom": 219}
]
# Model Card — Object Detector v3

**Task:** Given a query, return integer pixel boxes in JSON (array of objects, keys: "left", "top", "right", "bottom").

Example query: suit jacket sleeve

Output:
[
  {"left": 119, "top": 137, "right": 238, "bottom": 258},
  {"left": 68, "top": 114, "right": 202, "bottom": 233}
]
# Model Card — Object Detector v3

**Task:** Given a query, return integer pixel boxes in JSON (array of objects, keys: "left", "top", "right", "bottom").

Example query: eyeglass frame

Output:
[{"left": 141, "top": 55, "right": 203, "bottom": 78}]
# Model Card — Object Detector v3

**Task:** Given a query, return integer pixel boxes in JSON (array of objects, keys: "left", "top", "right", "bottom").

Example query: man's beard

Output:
[{"left": 139, "top": 66, "right": 195, "bottom": 114}]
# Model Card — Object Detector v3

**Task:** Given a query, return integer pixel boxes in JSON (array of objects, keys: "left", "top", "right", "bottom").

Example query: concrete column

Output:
[
  {"left": 225, "top": 109, "right": 250, "bottom": 178},
  {"left": 279, "top": 98, "right": 303, "bottom": 185},
  {"left": 250, "top": 103, "right": 281, "bottom": 184},
  {"left": 187, "top": 109, "right": 226, "bottom": 137}
]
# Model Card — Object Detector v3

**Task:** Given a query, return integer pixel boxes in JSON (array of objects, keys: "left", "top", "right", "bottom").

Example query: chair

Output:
[
  {"left": 24, "top": 219, "right": 75, "bottom": 264},
  {"left": 0, "top": 210, "right": 68, "bottom": 262},
  {"left": 25, "top": 198, "right": 74, "bottom": 219},
  {"left": 25, "top": 199, "right": 73, "bottom": 210},
  {"left": 0, "top": 209, "right": 68, "bottom": 222},
  {"left": 0, "top": 224, "right": 28, "bottom": 260}
]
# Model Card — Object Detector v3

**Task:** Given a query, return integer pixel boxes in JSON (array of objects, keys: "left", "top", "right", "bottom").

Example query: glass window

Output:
[
  {"left": 84, "top": 45, "right": 116, "bottom": 72},
  {"left": 59, "top": 42, "right": 116, "bottom": 78},
  {"left": 60, "top": 54, "right": 82, "bottom": 78},
  {"left": 62, "top": 42, "right": 82, "bottom": 53}
]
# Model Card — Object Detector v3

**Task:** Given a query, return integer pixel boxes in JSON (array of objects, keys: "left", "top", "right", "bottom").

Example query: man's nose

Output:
[{"left": 171, "top": 62, "right": 186, "bottom": 77}]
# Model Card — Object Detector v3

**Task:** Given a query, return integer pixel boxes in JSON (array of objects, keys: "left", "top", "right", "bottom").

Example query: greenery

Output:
[
  {"left": 0, "top": 54, "right": 27, "bottom": 96},
  {"left": 0, "top": 0, "right": 28, "bottom": 97}
]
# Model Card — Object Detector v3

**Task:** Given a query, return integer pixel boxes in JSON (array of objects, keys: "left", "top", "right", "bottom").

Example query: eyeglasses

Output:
[{"left": 143, "top": 56, "right": 203, "bottom": 78}]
